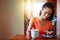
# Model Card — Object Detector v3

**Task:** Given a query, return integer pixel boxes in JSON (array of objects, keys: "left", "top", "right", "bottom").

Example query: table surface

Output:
[{"left": 11, "top": 35, "right": 60, "bottom": 40}]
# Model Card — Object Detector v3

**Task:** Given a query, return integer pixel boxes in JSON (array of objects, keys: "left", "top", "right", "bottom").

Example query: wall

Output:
[
  {"left": 9, "top": 0, "right": 24, "bottom": 37},
  {"left": 57, "top": 0, "right": 60, "bottom": 36},
  {"left": 0, "top": 0, "right": 24, "bottom": 40},
  {"left": 0, "top": 0, "right": 11, "bottom": 40}
]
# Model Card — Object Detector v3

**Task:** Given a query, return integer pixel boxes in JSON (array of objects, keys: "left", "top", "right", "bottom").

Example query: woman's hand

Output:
[
  {"left": 46, "top": 31, "right": 53, "bottom": 34},
  {"left": 26, "top": 31, "right": 31, "bottom": 39}
]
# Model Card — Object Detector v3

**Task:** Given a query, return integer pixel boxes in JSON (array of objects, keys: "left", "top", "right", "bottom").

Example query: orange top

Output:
[{"left": 29, "top": 17, "right": 52, "bottom": 34}]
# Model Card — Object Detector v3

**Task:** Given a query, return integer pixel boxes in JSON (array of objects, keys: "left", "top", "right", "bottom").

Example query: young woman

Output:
[{"left": 26, "top": 2, "right": 54, "bottom": 38}]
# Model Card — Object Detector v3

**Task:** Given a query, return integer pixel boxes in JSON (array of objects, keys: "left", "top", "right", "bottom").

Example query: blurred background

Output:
[{"left": 0, "top": 0, "right": 59, "bottom": 40}]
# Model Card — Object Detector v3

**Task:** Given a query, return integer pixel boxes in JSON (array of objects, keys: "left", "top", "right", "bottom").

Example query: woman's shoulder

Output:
[{"left": 30, "top": 17, "right": 37, "bottom": 20}]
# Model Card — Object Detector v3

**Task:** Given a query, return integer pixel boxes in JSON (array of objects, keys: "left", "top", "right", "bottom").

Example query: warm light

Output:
[
  {"left": 25, "top": 0, "right": 45, "bottom": 18},
  {"left": 25, "top": 0, "right": 31, "bottom": 13},
  {"left": 32, "top": 2, "right": 45, "bottom": 17},
  {"left": 25, "top": 0, "right": 31, "bottom": 18}
]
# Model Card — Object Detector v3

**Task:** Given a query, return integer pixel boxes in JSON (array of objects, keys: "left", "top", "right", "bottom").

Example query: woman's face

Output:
[{"left": 41, "top": 7, "right": 52, "bottom": 20}]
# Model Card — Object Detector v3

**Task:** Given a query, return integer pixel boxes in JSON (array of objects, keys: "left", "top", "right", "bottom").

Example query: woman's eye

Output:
[{"left": 44, "top": 12, "right": 47, "bottom": 14}]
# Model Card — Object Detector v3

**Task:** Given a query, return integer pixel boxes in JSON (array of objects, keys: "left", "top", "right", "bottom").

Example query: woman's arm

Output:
[{"left": 26, "top": 17, "right": 34, "bottom": 38}]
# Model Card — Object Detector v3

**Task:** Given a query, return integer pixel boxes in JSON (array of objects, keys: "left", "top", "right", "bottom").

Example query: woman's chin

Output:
[{"left": 42, "top": 17, "right": 47, "bottom": 20}]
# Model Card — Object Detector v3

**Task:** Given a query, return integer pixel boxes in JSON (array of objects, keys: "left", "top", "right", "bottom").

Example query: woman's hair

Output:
[{"left": 39, "top": 2, "right": 54, "bottom": 21}]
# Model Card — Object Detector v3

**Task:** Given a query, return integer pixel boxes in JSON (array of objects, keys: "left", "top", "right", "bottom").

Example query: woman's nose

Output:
[{"left": 45, "top": 14, "right": 48, "bottom": 17}]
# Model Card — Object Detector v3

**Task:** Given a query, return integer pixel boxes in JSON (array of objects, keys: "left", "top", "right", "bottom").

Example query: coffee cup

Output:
[{"left": 31, "top": 29, "right": 39, "bottom": 38}]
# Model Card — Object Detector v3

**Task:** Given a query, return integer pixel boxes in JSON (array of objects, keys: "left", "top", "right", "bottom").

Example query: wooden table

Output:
[{"left": 11, "top": 35, "right": 60, "bottom": 40}]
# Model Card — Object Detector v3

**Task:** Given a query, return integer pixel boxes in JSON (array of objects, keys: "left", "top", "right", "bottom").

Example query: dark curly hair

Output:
[{"left": 39, "top": 2, "right": 54, "bottom": 21}]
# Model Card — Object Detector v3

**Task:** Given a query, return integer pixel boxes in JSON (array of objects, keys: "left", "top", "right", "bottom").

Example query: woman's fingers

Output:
[{"left": 46, "top": 31, "right": 53, "bottom": 34}]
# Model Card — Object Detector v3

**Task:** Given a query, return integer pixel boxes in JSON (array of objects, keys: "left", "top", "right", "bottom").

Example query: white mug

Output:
[{"left": 31, "top": 29, "right": 39, "bottom": 38}]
